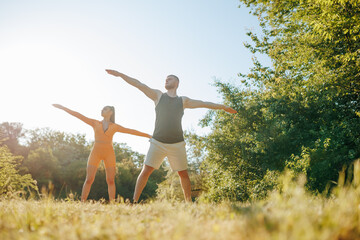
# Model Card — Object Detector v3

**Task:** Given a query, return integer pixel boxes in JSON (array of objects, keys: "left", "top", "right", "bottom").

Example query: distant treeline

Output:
[{"left": 0, "top": 122, "right": 167, "bottom": 201}]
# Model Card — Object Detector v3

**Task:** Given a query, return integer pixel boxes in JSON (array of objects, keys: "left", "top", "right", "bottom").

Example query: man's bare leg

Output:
[
  {"left": 133, "top": 165, "right": 155, "bottom": 202},
  {"left": 178, "top": 170, "right": 192, "bottom": 202}
]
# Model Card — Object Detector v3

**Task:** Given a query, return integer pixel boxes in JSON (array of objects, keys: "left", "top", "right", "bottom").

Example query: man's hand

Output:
[
  {"left": 105, "top": 69, "right": 121, "bottom": 77},
  {"left": 106, "top": 69, "right": 162, "bottom": 103},
  {"left": 183, "top": 97, "right": 237, "bottom": 114},
  {"left": 52, "top": 104, "right": 65, "bottom": 110},
  {"left": 224, "top": 106, "right": 237, "bottom": 114}
]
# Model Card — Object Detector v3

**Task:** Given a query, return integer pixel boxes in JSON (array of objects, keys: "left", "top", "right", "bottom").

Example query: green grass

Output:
[{"left": 1, "top": 173, "right": 360, "bottom": 240}]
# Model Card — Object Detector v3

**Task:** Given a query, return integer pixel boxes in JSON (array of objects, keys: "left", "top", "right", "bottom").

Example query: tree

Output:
[
  {"left": 195, "top": 0, "right": 360, "bottom": 201},
  {"left": 26, "top": 128, "right": 90, "bottom": 166},
  {"left": 0, "top": 122, "right": 27, "bottom": 156},
  {"left": 240, "top": 0, "right": 360, "bottom": 191},
  {"left": 0, "top": 146, "right": 38, "bottom": 196},
  {"left": 23, "top": 147, "right": 59, "bottom": 189}
]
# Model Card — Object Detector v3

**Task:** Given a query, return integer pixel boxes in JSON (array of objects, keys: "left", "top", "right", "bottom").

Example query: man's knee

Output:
[{"left": 141, "top": 165, "right": 155, "bottom": 177}]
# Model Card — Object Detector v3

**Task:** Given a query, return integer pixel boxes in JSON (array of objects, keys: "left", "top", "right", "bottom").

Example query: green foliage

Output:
[
  {"left": 191, "top": 0, "right": 360, "bottom": 202},
  {"left": 115, "top": 158, "right": 139, "bottom": 198},
  {"left": 23, "top": 147, "right": 59, "bottom": 188},
  {"left": 60, "top": 160, "right": 87, "bottom": 196},
  {"left": 113, "top": 142, "right": 145, "bottom": 168},
  {"left": 155, "top": 170, "right": 184, "bottom": 201},
  {"left": 0, "top": 146, "right": 38, "bottom": 197},
  {"left": 0, "top": 122, "right": 27, "bottom": 156},
  {"left": 156, "top": 168, "right": 204, "bottom": 202},
  {"left": 26, "top": 128, "right": 91, "bottom": 166}
]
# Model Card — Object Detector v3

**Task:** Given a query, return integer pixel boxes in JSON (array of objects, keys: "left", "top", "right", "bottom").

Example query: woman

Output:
[{"left": 52, "top": 104, "right": 151, "bottom": 202}]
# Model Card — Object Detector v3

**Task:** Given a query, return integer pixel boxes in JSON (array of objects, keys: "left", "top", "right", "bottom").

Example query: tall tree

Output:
[{"left": 197, "top": 0, "right": 360, "bottom": 201}]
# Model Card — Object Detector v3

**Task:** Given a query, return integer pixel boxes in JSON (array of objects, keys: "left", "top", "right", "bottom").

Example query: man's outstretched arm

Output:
[
  {"left": 106, "top": 69, "right": 162, "bottom": 102},
  {"left": 182, "top": 97, "right": 237, "bottom": 114}
]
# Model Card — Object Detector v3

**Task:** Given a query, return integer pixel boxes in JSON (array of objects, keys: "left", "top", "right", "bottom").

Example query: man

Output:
[{"left": 106, "top": 69, "right": 237, "bottom": 202}]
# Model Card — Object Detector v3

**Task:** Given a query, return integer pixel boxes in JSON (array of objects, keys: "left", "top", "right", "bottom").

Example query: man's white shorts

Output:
[{"left": 144, "top": 138, "right": 187, "bottom": 171}]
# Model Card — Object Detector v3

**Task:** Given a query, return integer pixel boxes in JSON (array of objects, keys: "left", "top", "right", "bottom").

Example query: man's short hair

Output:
[{"left": 168, "top": 74, "right": 179, "bottom": 82}]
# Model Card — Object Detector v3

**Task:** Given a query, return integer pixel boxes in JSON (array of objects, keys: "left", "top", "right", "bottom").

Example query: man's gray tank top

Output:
[{"left": 152, "top": 93, "right": 184, "bottom": 143}]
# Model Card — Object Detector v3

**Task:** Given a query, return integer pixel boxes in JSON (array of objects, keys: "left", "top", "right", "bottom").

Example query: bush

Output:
[{"left": 0, "top": 146, "right": 38, "bottom": 197}]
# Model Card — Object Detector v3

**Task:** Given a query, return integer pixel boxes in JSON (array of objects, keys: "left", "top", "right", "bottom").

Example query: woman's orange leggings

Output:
[{"left": 88, "top": 142, "right": 116, "bottom": 168}]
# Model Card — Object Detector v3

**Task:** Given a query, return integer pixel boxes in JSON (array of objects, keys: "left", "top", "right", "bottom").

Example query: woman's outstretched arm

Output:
[
  {"left": 52, "top": 104, "right": 96, "bottom": 127},
  {"left": 115, "top": 124, "right": 152, "bottom": 138}
]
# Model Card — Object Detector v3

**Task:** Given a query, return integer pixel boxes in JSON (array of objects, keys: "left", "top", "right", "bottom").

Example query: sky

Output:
[{"left": 0, "top": 0, "right": 267, "bottom": 155}]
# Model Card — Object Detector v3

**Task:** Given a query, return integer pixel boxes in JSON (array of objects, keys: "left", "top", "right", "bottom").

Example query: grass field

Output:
[{"left": 1, "top": 173, "right": 360, "bottom": 240}]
